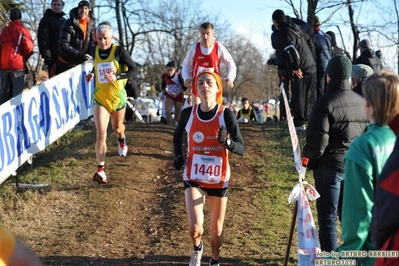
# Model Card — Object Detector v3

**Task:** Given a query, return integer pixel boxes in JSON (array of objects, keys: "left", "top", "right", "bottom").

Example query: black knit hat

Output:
[
  {"left": 326, "top": 55, "right": 352, "bottom": 80},
  {"left": 10, "top": 8, "right": 22, "bottom": 21},
  {"left": 272, "top": 9, "right": 286, "bottom": 23},
  {"left": 77, "top": 0, "right": 90, "bottom": 9}
]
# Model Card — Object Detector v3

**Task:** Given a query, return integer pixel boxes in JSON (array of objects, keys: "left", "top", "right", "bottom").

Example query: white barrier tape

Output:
[{"left": 280, "top": 83, "right": 302, "bottom": 174}]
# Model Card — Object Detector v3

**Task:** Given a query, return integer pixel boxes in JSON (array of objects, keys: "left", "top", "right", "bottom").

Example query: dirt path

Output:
[{"left": 2, "top": 122, "right": 293, "bottom": 266}]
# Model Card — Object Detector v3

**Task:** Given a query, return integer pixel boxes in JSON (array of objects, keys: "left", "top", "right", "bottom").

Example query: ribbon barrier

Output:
[
  {"left": 280, "top": 83, "right": 321, "bottom": 266},
  {"left": 0, "top": 63, "right": 94, "bottom": 185},
  {"left": 280, "top": 83, "right": 302, "bottom": 174}
]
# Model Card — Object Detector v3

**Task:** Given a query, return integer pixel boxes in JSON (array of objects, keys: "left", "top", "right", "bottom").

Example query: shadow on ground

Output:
[{"left": 42, "top": 255, "right": 288, "bottom": 265}]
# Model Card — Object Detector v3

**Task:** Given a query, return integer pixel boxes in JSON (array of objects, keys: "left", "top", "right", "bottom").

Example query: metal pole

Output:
[{"left": 283, "top": 202, "right": 298, "bottom": 266}]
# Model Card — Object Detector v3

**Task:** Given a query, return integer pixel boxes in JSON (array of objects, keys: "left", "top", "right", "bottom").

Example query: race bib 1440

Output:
[{"left": 190, "top": 154, "right": 222, "bottom": 184}]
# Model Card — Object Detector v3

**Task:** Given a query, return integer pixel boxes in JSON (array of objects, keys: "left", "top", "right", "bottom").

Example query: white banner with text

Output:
[{"left": 0, "top": 63, "right": 94, "bottom": 184}]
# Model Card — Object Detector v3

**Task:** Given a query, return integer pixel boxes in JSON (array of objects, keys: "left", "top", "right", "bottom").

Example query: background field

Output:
[{"left": 0, "top": 121, "right": 315, "bottom": 266}]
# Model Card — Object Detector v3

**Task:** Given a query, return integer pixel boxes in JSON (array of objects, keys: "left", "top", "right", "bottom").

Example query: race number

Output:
[
  {"left": 190, "top": 154, "right": 222, "bottom": 183},
  {"left": 166, "top": 84, "right": 180, "bottom": 94},
  {"left": 197, "top": 66, "right": 215, "bottom": 74},
  {"left": 97, "top": 62, "right": 116, "bottom": 83}
]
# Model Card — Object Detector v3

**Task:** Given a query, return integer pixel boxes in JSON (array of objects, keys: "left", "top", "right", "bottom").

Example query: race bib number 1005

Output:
[{"left": 190, "top": 154, "right": 222, "bottom": 184}]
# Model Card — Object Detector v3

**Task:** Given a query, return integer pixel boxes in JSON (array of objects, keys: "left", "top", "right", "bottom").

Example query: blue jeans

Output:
[
  {"left": 313, "top": 165, "right": 344, "bottom": 252},
  {"left": 0, "top": 70, "right": 25, "bottom": 105}
]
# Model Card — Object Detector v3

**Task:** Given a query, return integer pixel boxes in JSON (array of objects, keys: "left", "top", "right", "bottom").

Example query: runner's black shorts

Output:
[{"left": 184, "top": 180, "right": 228, "bottom": 198}]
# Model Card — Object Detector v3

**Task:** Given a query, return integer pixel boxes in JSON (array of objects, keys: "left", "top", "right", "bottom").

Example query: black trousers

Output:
[
  {"left": 278, "top": 74, "right": 290, "bottom": 121},
  {"left": 290, "top": 72, "right": 314, "bottom": 127},
  {"left": 316, "top": 72, "right": 327, "bottom": 99}
]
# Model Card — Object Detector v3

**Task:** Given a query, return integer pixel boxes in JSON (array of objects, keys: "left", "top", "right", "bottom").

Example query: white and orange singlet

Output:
[{"left": 183, "top": 104, "right": 230, "bottom": 189}]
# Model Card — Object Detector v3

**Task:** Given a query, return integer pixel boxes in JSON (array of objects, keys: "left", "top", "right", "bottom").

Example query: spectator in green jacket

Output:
[{"left": 338, "top": 70, "right": 399, "bottom": 265}]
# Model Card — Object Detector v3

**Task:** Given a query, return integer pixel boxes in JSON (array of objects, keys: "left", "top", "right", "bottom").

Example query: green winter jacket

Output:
[{"left": 338, "top": 123, "right": 396, "bottom": 266}]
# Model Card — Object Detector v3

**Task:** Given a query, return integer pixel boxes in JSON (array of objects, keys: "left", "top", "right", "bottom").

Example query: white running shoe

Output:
[
  {"left": 118, "top": 137, "right": 128, "bottom": 156},
  {"left": 209, "top": 258, "right": 220, "bottom": 266},
  {"left": 189, "top": 241, "right": 203, "bottom": 266},
  {"left": 93, "top": 169, "right": 107, "bottom": 184}
]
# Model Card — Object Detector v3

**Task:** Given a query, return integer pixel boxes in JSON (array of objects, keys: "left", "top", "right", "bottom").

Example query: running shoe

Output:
[
  {"left": 93, "top": 169, "right": 107, "bottom": 184},
  {"left": 209, "top": 259, "right": 220, "bottom": 266},
  {"left": 189, "top": 241, "right": 203, "bottom": 266},
  {"left": 118, "top": 137, "right": 128, "bottom": 156}
]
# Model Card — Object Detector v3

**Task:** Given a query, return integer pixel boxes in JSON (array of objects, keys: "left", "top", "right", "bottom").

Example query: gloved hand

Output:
[
  {"left": 174, "top": 155, "right": 184, "bottom": 170},
  {"left": 267, "top": 58, "right": 276, "bottom": 65},
  {"left": 217, "top": 126, "right": 227, "bottom": 145}
]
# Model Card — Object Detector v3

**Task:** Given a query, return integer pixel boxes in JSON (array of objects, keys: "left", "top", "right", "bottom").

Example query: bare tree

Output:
[{"left": 223, "top": 33, "right": 271, "bottom": 101}]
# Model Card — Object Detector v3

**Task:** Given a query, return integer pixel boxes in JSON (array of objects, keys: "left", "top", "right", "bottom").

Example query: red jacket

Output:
[{"left": 0, "top": 20, "right": 34, "bottom": 70}]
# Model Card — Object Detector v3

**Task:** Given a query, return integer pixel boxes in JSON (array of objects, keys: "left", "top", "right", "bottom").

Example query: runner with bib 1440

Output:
[{"left": 173, "top": 71, "right": 245, "bottom": 266}]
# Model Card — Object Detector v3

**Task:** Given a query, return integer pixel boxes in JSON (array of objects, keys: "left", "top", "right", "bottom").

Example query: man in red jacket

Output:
[{"left": 0, "top": 8, "right": 34, "bottom": 105}]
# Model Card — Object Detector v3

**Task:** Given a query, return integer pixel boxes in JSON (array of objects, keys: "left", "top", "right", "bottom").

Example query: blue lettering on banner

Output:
[
  {"left": 0, "top": 63, "right": 94, "bottom": 183},
  {"left": 61, "top": 78, "right": 80, "bottom": 123},
  {"left": 0, "top": 133, "right": 3, "bottom": 171},
  {"left": 28, "top": 97, "right": 41, "bottom": 144},
  {"left": 1, "top": 112, "right": 15, "bottom": 165},
  {"left": 52, "top": 85, "right": 62, "bottom": 129},
  {"left": 13, "top": 103, "right": 30, "bottom": 157},
  {"left": 81, "top": 70, "right": 94, "bottom": 110},
  {"left": 40, "top": 92, "right": 51, "bottom": 137},
  {"left": 68, "top": 77, "right": 80, "bottom": 117}
]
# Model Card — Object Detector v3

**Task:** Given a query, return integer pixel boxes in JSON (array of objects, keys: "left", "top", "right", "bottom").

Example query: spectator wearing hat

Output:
[
  {"left": 38, "top": 0, "right": 66, "bottom": 76},
  {"left": 313, "top": 16, "right": 332, "bottom": 99},
  {"left": 54, "top": 0, "right": 95, "bottom": 75},
  {"left": 351, "top": 64, "right": 373, "bottom": 96},
  {"left": 0, "top": 8, "right": 34, "bottom": 105},
  {"left": 325, "top": 31, "right": 350, "bottom": 58},
  {"left": 271, "top": 9, "right": 316, "bottom": 131},
  {"left": 355, "top": 39, "right": 383, "bottom": 73},
  {"left": 303, "top": 55, "right": 368, "bottom": 252}
]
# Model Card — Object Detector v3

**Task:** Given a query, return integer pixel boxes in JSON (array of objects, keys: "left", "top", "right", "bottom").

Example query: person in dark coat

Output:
[
  {"left": 38, "top": 0, "right": 66, "bottom": 75},
  {"left": 271, "top": 9, "right": 316, "bottom": 131},
  {"left": 303, "top": 55, "right": 368, "bottom": 252},
  {"left": 313, "top": 16, "right": 332, "bottom": 99},
  {"left": 325, "top": 31, "right": 350, "bottom": 58},
  {"left": 54, "top": 0, "right": 95, "bottom": 75},
  {"left": 355, "top": 39, "right": 383, "bottom": 73}
]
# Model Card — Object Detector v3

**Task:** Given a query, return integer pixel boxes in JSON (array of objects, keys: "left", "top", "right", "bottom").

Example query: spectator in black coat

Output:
[
  {"left": 325, "top": 31, "right": 351, "bottom": 59},
  {"left": 303, "top": 55, "right": 368, "bottom": 252},
  {"left": 38, "top": 0, "right": 66, "bottom": 76},
  {"left": 313, "top": 16, "right": 332, "bottom": 99},
  {"left": 355, "top": 39, "right": 383, "bottom": 73},
  {"left": 271, "top": 9, "right": 316, "bottom": 131},
  {"left": 54, "top": 0, "right": 95, "bottom": 75}
]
